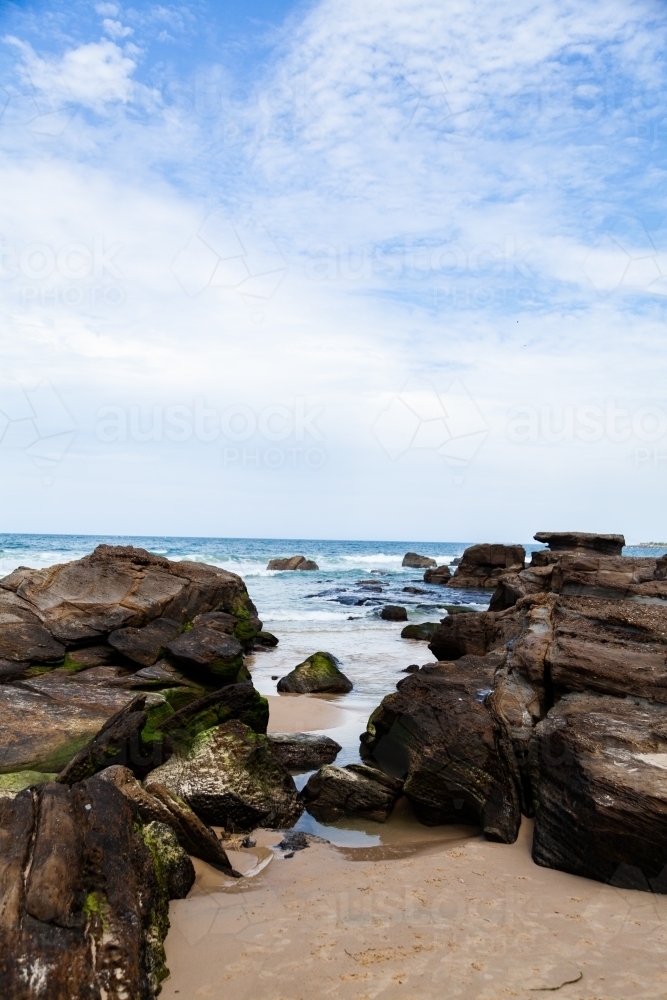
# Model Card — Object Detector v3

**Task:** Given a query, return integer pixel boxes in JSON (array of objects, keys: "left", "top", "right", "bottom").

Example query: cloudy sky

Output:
[{"left": 0, "top": 0, "right": 666, "bottom": 542}]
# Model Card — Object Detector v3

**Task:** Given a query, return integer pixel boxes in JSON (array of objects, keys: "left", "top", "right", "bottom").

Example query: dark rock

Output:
[
  {"left": 531, "top": 692, "right": 667, "bottom": 891},
  {"left": 68, "top": 666, "right": 131, "bottom": 685},
  {"left": 0, "top": 544, "right": 257, "bottom": 646},
  {"left": 0, "top": 777, "right": 176, "bottom": 999},
  {"left": 360, "top": 652, "right": 522, "bottom": 841},
  {"left": 534, "top": 531, "right": 625, "bottom": 556},
  {"left": 402, "top": 552, "right": 437, "bottom": 569},
  {"left": 56, "top": 694, "right": 158, "bottom": 784},
  {"left": 0, "top": 659, "right": 29, "bottom": 681},
  {"left": 63, "top": 645, "right": 120, "bottom": 670},
  {"left": 191, "top": 610, "right": 238, "bottom": 631},
  {"left": 424, "top": 565, "right": 452, "bottom": 584},
  {"left": 267, "top": 556, "right": 319, "bottom": 571},
  {"left": 141, "top": 820, "right": 195, "bottom": 900},
  {"left": 277, "top": 651, "right": 353, "bottom": 694},
  {"left": 165, "top": 625, "right": 244, "bottom": 685},
  {"left": 303, "top": 763, "right": 403, "bottom": 822},
  {"left": 401, "top": 663, "right": 421, "bottom": 673},
  {"left": 275, "top": 831, "right": 310, "bottom": 852},
  {"left": 108, "top": 618, "right": 182, "bottom": 667},
  {"left": 147, "top": 719, "right": 303, "bottom": 832},
  {"left": 0, "top": 621, "right": 65, "bottom": 664},
  {"left": 254, "top": 630, "right": 279, "bottom": 648},
  {"left": 159, "top": 680, "right": 269, "bottom": 748},
  {"left": 451, "top": 557, "right": 461, "bottom": 566},
  {"left": 110, "top": 659, "right": 198, "bottom": 689},
  {"left": 16, "top": 670, "right": 165, "bottom": 715},
  {"left": 442, "top": 604, "right": 479, "bottom": 615},
  {"left": 401, "top": 622, "right": 439, "bottom": 641},
  {"left": 381, "top": 605, "right": 408, "bottom": 622},
  {"left": 428, "top": 607, "right": 523, "bottom": 661},
  {"left": 448, "top": 543, "right": 525, "bottom": 590},
  {"left": 267, "top": 733, "right": 342, "bottom": 770}
]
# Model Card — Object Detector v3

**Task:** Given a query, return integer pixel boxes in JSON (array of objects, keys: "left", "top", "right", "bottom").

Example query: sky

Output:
[{"left": 0, "top": 0, "right": 666, "bottom": 543}]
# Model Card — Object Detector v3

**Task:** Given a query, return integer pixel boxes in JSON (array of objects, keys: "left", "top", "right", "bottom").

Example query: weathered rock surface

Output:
[
  {"left": 148, "top": 719, "right": 303, "bottom": 832},
  {"left": 534, "top": 531, "right": 625, "bottom": 556},
  {"left": 142, "top": 820, "right": 195, "bottom": 900},
  {"left": 0, "top": 544, "right": 257, "bottom": 647},
  {"left": 303, "top": 763, "right": 403, "bottom": 822},
  {"left": 402, "top": 552, "right": 437, "bottom": 568},
  {"left": 63, "top": 645, "right": 119, "bottom": 669},
  {"left": 110, "top": 659, "right": 198, "bottom": 689},
  {"left": 266, "top": 733, "right": 342, "bottom": 770},
  {"left": 276, "top": 651, "right": 353, "bottom": 694},
  {"left": 108, "top": 618, "right": 182, "bottom": 666},
  {"left": 428, "top": 606, "right": 524, "bottom": 661},
  {"left": 0, "top": 777, "right": 177, "bottom": 999},
  {"left": 380, "top": 605, "right": 408, "bottom": 622},
  {"left": 165, "top": 625, "right": 244, "bottom": 684},
  {"left": 424, "top": 564, "right": 451, "bottom": 584},
  {"left": 361, "top": 652, "right": 523, "bottom": 841},
  {"left": 267, "top": 556, "right": 319, "bottom": 571},
  {"left": 531, "top": 693, "right": 667, "bottom": 890},
  {"left": 448, "top": 543, "right": 525, "bottom": 590},
  {"left": 159, "top": 680, "right": 269, "bottom": 748},
  {"left": 0, "top": 590, "right": 66, "bottom": 663},
  {"left": 401, "top": 622, "right": 440, "bottom": 641},
  {"left": 99, "top": 765, "right": 235, "bottom": 871},
  {"left": 56, "top": 695, "right": 156, "bottom": 784}
]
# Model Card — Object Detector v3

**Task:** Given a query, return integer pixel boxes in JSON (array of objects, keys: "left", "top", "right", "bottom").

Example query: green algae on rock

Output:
[
  {"left": 0, "top": 770, "right": 57, "bottom": 799},
  {"left": 276, "top": 651, "right": 353, "bottom": 694},
  {"left": 400, "top": 622, "right": 440, "bottom": 641}
]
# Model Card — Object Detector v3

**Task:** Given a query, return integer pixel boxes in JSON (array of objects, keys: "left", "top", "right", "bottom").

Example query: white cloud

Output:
[{"left": 102, "top": 19, "right": 134, "bottom": 40}]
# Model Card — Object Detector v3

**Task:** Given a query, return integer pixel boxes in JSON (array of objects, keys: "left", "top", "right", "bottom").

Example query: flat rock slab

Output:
[{"left": 267, "top": 733, "right": 342, "bottom": 770}]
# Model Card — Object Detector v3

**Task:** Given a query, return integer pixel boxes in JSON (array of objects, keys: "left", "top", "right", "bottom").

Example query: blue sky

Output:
[{"left": 0, "top": 0, "right": 666, "bottom": 542}]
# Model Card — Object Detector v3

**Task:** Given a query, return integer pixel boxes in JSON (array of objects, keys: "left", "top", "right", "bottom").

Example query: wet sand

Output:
[
  {"left": 163, "top": 817, "right": 667, "bottom": 999},
  {"left": 266, "top": 694, "right": 353, "bottom": 734}
]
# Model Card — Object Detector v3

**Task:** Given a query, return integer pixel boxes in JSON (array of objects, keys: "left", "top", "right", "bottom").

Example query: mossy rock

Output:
[
  {"left": 0, "top": 770, "right": 57, "bottom": 799},
  {"left": 401, "top": 622, "right": 440, "bottom": 641},
  {"left": 276, "top": 651, "right": 353, "bottom": 694},
  {"left": 159, "top": 682, "right": 269, "bottom": 755},
  {"left": 141, "top": 820, "right": 195, "bottom": 901}
]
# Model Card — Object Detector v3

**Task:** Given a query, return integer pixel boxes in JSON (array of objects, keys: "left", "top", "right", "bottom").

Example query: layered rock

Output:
[
  {"left": 402, "top": 552, "right": 436, "bottom": 568},
  {"left": 0, "top": 776, "right": 182, "bottom": 999},
  {"left": 531, "top": 693, "right": 667, "bottom": 890},
  {"left": 267, "top": 556, "right": 318, "bottom": 571},
  {"left": 266, "top": 733, "right": 342, "bottom": 770},
  {"left": 423, "top": 565, "right": 451, "bottom": 584},
  {"left": 428, "top": 605, "right": 524, "bottom": 661},
  {"left": 276, "top": 652, "right": 353, "bottom": 694},
  {"left": 303, "top": 763, "right": 403, "bottom": 822},
  {"left": 534, "top": 531, "right": 625, "bottom": 556},
  {"left": 148, "top": 719, "right": 303, "bottom": 832},
  {"left": 448, "top": 544, "right": 525, "bottom": 590},
  {"left": 108, "top": 618, "right": 182, "bottom": 667},
  {"left": 380, "top": 605, "right": 408, "bottom": 622}
]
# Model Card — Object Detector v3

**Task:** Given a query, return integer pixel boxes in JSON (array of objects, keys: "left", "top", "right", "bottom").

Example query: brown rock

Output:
[
  {"left": 423, "top": 564, "right": 451, "bottom": 584},
  {"left": 534, "top": 531, "right": 625, "bottom": 556},
  {"left": 303, "top": 764, "right": 403, "bottom": 822},
  {"left": 267, "top": 556, "right": 319, "bottom": 571},
  {"left": 448, "top": 543, "right": 525, "bottom": 590},
  {"left": 428, "top": 605, "right": 523, "bottom": 661},
  {"left": 266, "top": 733, "right": 342, "bottom": 770},
  {"left": 402, "top": 552, "right": 437, "bottom": 568},
  {"left": 108, "top": 618, "right": 182, "bottom": 666},
  {"left": 380, "top": 605, "right": 408, "bottom": 622},
  {"left": 56, "top": 694, "right": 155, "bottom": 784}
]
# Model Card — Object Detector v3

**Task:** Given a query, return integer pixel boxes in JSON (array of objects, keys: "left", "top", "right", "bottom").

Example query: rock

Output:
[
  {"left": 67, "top": 665, "right": 131, "bottom": 685},
  {"left": 56, "top": 694, "right": 158, "bottom": 784},
  {"left": 360, "top": 652, "right": 523, "bottom": 842},
  {"left": 191, "top": 610, "right": 238, "bottom": 631},
  {"left": 158, "top": 680, "right": 269, "bottom": 749},
  {"left": 531, "top": 692, "right": 667, "bottom": 891},
  {"left": 0, "top": 544, "right": 257, "bottom": 646},
  {"left": 534, "top": 531, "right": 625, "bottom": 556},
  {"left": 276, "top": 651, "right": 353, "bottom": 694},
  {"left": 108, "top": 618, "right": 182, "bottom": 667},
  {"left": 275, "top": 831, "right": 310, "bottom": 852},
  {"left": 110, "top": 659, "right": 199, "bottom": 689},
  {"left": 380, "top": 605, "right": 408, "bottom": 622},
  {"left": 0, "top": 660, "right": 29, "bottom": 681},
  {"left": 402, "top": 664, "right": 421, "bottom": 673},
  {"left": 0, "top": 776, "right": 176, "bottom": 999},
  {"left": 424, "top": 565, "right": 451, "bottom": 584},
  {"left": 266, "top": 733, "right": 342, "bottom": 770},
  {"left": 140, "top": 821, "right": 195, "bottom": 900},
  {"left": 448, "top": 543, "right": 525, "bottom": 590},
  {"left": 147, "top": 719, "right": 303, "bottom": 832},
  {"left": 165, "top": 625, "right": 244, "bottom": 684},
  {"left": 16, "top": 670, "right": 166, "bottom": 715},
  {"left": 401, "top": 622, "right": 440, "bottom": 641},
  {"left": 428, "top": 606, "right": 523, "bottom": 661},
  {"left": 267, "top": 556, "right": 319, "bottom": 571},
  {"left": 402, "top": 552, "right": 437, "bottom": 569},
  {"left": 0, "top": 589, "right": 67, "bottom": 664},
  {"left": 98, "top": 765, "right": 236, "bottom": 872},
  {"left": 442, "top": 604, "right": 479, "bottom": 615},
  {"left": 63, "top": 645, "right": 120, "bottom": 670},
  {"left": 0, "top": 771, "right": 56, "bottom": 800},
  {"left": 254, "top": 630, "right": 279, "bottom": 648},
  {"left": 303, "top": 763, "right": 403, "bottom": 822},
  {"left": 403, "top": 586, "right": 428, "bottom": 594}
]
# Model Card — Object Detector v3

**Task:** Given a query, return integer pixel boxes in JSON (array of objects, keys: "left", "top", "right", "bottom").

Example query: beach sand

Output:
[{"left": 162, "top": 693, "right": 667, "bottom": 999}]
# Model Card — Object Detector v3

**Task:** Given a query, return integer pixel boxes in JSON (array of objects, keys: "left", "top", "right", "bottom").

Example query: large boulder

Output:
[
  {"left": 401, "top": 622, "right": 440, "bottom": 641},
  {"left": 147, "top": 719, "right": 303, "bottom": 832},
  {"left": 0, "top": 591, "right": 66, "bottom": 663},
  {"left": 531, "top": 693, "right": 667, "bottom": 891},
  {"left": 164, "top": 623, "right": 245, "bottom": 685},
  {"left": 0, "top": 544, "right": 258, "bottom": 647},
  {"left": 98, "top": 765, "right": 236, "bottom": 871},
  {"left": 380, "top": 605, "right": 408, "bottom": 622},
  {"left": 266, "top": 733, "right": 342, "bottom": 770},
  {"left": 402, "top": 552, "right": 436, "bottom": 568},
  {"left": 428, "top": 605, "right": 524, "bottom": 661},
  {"left": 448, "top": 543, "right": 525, "bottom": 590},
  {"left": 303, "top": 763, "right": 403, "bottom": 822},
  {"left": 534, "top": 531, "right": 625, "bottom": 556},
  {"left": 158, "top": 680, "right": 269, "bottom": 748},
  {"left": 108, "top": 618, "right": 182, "bottom": 667},
  {"left": 360, "top": 652, "right": 524, "bottom": 842},
  {"left": 267, "top": 556, "right": 318, "bottom": 571},
  {"left": 423, "top": 565, "right": 451, "bottom": 584},
  {"left": 56, "top": 695, "right": 158, "bottom": 784},
  {"left": 276, "top": 652, "right": 353, "bottom": 693},
  {"left": 0, "top": 776, "right": 180, "bottom": 999}
]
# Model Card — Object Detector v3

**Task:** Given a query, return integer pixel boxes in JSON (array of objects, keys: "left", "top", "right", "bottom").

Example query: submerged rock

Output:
[
  {"left": 147, "top": 719, "right": 303, "bottom": 832},
  {"left": 267, "top": 733, "right": 342, "bottom": 770},
  {"left": 380, "top": 605, "right": 408, "bottom": 622},
  {"left": 402, "top": 552, "right": 437, "bottom": 569},
  {"left": 448, "top": 543, "right": 526, "bottom": 590},
  {"left": 423, "top": 564, "right": 451, "bottom": 584},
  {"left": 276, "top": 651, "right": 353, "bottom": 694},
  {"left": 531, "top": 693, "right": 667, "bottom": 891},
  {"left": 401, "top": 622, "right": 440, "bottom": 641},
  {"left": 303, "top": 763, "right": 403, "bottom": 822},
  {"left": 0, "top": 776, "right": 177, "bottom": 999},
  {"left": 267, "top": 556, "right": 319, "bottom": 571}
]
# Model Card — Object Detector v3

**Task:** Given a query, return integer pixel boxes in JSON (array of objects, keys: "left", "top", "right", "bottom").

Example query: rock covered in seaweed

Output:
[{"left": 276, "top": 651, "right": 353, "bottom": 694}]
